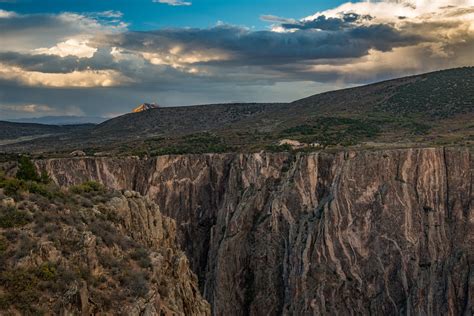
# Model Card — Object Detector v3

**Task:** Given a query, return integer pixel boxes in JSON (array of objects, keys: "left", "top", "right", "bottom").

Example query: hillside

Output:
[
  {"left": 1, "top": 67, "right": 473, "bottom": 155},
  {"left": 0, "top": 121, "right": 94, "bottom": 145},
  {"left": 0, "top": 167, "right": 210, "bottom": 315},
  {"left": 7, "top": 116, "right": 106, "bottom": 125}
]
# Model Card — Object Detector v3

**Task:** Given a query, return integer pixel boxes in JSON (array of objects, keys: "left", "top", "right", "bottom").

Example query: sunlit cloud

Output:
[
  {"left": 1, "top": 104, "right": 55, "bottom": 113},
  {"left": 0, "top": 63, "right": 132, "bottom": 88},
  {"left": 0, "top": 9, "right": 15, "bottom": 18},
  {"left": 141, "top": 47, "right": 230, "bottom": 74},
  {"left": 0, "top": 103, "right": 85, "bottom": 118},
  {"left": 34, "top": 39, "right": 98, "bottom": 58}
]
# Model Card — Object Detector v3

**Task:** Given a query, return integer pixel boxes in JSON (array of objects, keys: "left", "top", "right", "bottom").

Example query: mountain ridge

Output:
[
  {"left": 1, "top": 67, "right": 473, "bottom": 154},
  {"left": 6, "top": 116, "right": 106, "bottom": 125}
]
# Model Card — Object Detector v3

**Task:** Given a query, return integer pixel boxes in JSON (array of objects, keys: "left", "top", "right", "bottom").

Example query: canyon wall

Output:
[{"left": 37, "top": 147, "right": 473, "bottom": 315}]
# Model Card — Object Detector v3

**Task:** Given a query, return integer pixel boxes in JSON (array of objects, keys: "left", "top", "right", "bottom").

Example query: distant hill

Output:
[
  {"left": 2, "top": 67, "right": 473, "bottom": 154},
  {"left": 0, "top": 121, "right": 94, "bottom": 146},
  {"left": 8, "top": 116, "right": 106, "bottom": 125}
]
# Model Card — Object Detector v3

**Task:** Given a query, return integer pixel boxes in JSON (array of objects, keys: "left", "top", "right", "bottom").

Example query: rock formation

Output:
[
  {"left": 36, "top": 147, "right": 473, "bottom": 315},
  {"left": 133, "top": 103, "right": 160, "bottom": 113}
]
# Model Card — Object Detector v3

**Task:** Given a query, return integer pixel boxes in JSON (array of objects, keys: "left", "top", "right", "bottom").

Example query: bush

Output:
[
  {"left": 0, "top": 178, "right": 25, "bottom": 197},
  {"left": 27, "top": 181, "right": 54, "bottom": 199},
  {"left": 90, "top": 220, "right": 124, "bottom": 248},
  {"left": 99, "top": 252, "right": 122, "bottom": 270},
  {"left": 0, "top": 236, "right": 7, "bottom": 254},
  {"left": 130, "top": 248, "right": 152, "bottom": 268},
  {"left": 37, "top": 263, "right": 57, "bottom": 281},
  {"left": 39, "top": 170, "right": 51, "bottom": 184},
  {"left": 0, "top": 206, "right": 31, "bottom": 228},
  {"left": 14, "top": 233, "right": 36, "bottom": 259},
  {"left": 120, "top": 271, "right": 149, "bottom": 297},
  {"left": 70, "top": 181, "right": 103, "bottom": 194},
  {"left": 0, "top": 268, "right": 40, "bottom": 313},
  {"left": 16, "top": 156, "right": 39, "bottom": 182},
  {"left": 265, "top": 144, "right": 293, "bottom": 152}
]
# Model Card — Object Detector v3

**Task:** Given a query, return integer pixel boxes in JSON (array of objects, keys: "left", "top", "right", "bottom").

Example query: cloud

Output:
[
  {"left": 259, "top": 15, "right": 297, "bottom": 24},
  {"left": 152, "top": 0, "right": 191, "bottom": 6},
  {"left": 0, "top": 63, "right": 131, "bottom": 88},
  {"left": 2, "top": 104, "right": 55, "bottom": 113},
  {"left": 0, "top": 0, "right": 473, "bottom": 119},
  {"left": 0, "top": 10, "right": 127, "bottom": 52},
  {"left": 0, "top": 9, "right": 16, "bottom": 17},
  {"left": 0, "top": 103, "right": 84, "bottom": 118},
  {"left": 34, "top": 39, "right": 98, "bottom": 58},
  {"left": 279, "top": 13, "right": 373, "bottom": 31},
  {"left": 91, "top": 11, "right": 123, "bottom": 19}
]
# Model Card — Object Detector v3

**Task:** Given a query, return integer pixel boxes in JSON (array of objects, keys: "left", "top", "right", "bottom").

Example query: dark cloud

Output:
[
  {"left": 281, "top": 13, "right": 372, "bottom": 31},
  {"left": 109, "top": 23, "right": 420, "bottom": 65},
  {"left": 0, "top": 50, "right": 119, "bottom": 73}
]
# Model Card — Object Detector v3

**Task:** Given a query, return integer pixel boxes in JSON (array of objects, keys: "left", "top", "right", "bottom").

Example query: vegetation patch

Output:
[
  {"left": 0, "top": 170, "right": 185, "bottom": 314},
  {"left": 281, "top": 117, "right": 382, "bottom": 146},
  {"left": 380, "top": 68, "right": 474, "bottom": 118},
  {"left": 151, "top": 132, "right": 234, "bottom": 155},
  {"left": 0, "top": 206, "right": 31, "bottom": 228},
  {"left": 69, "top": 181, "right": 104, "bottom": 194}
]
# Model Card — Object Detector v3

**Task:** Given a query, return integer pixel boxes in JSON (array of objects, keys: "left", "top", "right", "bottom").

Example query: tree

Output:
[
  {"left": 16, "top": 156, "right": 39, "bottom": 182},
  {"left": 39, "top": 170, "right": 51, "bottom": 184}
]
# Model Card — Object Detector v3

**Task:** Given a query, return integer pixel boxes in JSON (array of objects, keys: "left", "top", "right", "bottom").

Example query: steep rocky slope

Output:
[
  {"left": 37, "top": 147, "right": 473, "bottom": 315},
  {"left": 0, "top": 175, "right": 210, "bottom": 315}
]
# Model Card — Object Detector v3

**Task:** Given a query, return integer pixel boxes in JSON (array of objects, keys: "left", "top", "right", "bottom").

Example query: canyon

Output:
[{"left": 35, "top": 147, "right": 473, "bottom": 315}]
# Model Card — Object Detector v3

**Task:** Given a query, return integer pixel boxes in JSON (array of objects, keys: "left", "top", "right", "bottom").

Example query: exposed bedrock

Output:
[{"left": 37, "top": 148, "right": 473, "bottom": 315}]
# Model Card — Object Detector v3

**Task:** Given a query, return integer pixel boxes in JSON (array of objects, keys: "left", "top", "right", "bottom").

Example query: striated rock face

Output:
[{"left": 37, "top": 148, "right": 473, "bottom": 315}]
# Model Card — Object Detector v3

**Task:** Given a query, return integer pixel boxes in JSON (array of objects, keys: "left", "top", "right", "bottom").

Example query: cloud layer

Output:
[{"left": 0, "top": 0, "right": 473, "bottom": 119}]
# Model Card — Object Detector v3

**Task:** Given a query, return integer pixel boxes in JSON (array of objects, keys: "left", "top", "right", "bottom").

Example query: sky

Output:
[{"left": 0, "top": 0, "right": 473, "bottom": 119}]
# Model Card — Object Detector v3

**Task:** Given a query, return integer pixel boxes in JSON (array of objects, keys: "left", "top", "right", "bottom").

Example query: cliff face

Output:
[
  {"left": 37, "top": 148, "right": 473, "bottom": 315},
  {"left": 104, "top": 193, "right": 211, "bottom": 315}
]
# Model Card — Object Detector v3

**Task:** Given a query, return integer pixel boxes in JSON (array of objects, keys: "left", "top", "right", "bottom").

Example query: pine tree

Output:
[{"left": 16, "top": 156, "right": 39, "bottom": 182}]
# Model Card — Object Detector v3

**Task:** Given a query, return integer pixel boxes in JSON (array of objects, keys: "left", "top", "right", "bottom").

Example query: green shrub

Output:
[
  {"left": 280, "top": 117, "right": 382, "bottom": 146},
  {"left": 0, "top": 206, "right": 31, "bottom": 228},
  {"left": 0, "top": 178, "right": 25, "bottom": 197},
  {"left": 0, "top": 268, "right": 40, "bottom": 313},
  {"left": 0, "top": 236, "right": 7, "bottom": 254},
  {"left": 39, "top": 170, "right": 51, "bottom": 184},
  {"left": 16, "top": 156, "right": 39, "bottom": 182},
  {"left": 70, "top": 181, "right": 103, "bottom": 194},
  {"left": 14, "top": 233, "right": 36, "bottom": 259},
  {"left": 120, "top": 271, "right": 149, "bottom": 297},
  {"left": 130, "top": 248, "right": 152, "bottom": 268},
  {"left": 37, "top": 263, "right": 57, "bottom": 281},
  {"left": 265, "top": 144, "right": 292, "bottom": 152},
  {"left": 27, "top": 182, "right": 54, "bottom": 199}
]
